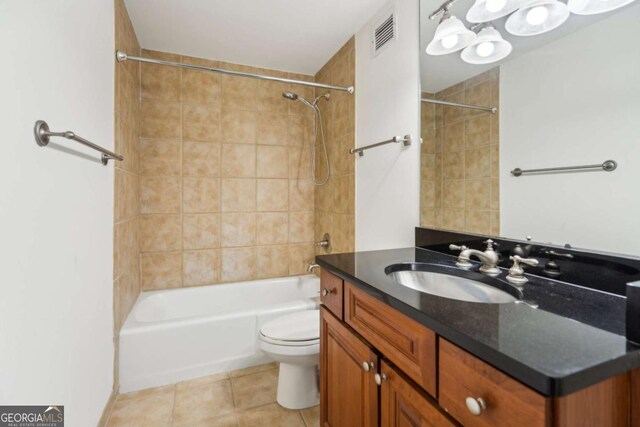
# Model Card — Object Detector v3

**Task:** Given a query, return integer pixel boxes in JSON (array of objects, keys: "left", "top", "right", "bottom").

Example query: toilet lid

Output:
[{"left": 260, "top": 310, "right": 320, "bottom": 342}]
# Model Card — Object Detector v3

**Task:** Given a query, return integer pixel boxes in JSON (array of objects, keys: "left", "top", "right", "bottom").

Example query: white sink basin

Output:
[{"left": 386, "top": 264, "right": 518, "bottom": 304}]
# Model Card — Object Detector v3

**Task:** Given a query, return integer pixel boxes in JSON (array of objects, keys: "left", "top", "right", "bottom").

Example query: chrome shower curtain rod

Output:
[
  {"left": 421, "top": 98, "right": 497, "bottom": 113},
  {"left": 116, "top": 51, "right": 355, "bottom": 94}
]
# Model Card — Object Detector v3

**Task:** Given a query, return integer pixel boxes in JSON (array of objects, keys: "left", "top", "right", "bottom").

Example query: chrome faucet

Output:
[
  {"left": 307, "top": 262, "right": 320, "bottom": 273},
  {"left": 506, "top": 255, "right": 539, "bottom": 286},
  {"left": 449, "top": 239, "right": 500, "bottom": 276}
]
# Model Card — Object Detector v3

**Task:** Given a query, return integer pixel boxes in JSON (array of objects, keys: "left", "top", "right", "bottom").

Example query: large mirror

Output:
[{"left": 419, "top": 0, "right": 640, "bottom": 256}]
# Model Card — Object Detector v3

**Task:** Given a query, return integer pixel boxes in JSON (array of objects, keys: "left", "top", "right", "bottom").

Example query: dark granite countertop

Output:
[{"left": 316, "top": 247, "right": 640, "bottom": 397}]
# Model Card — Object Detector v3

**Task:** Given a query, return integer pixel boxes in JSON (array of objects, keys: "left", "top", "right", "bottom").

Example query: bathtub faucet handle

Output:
[{"left": 307, "top": 262, "right": 320, "bottom": 274}]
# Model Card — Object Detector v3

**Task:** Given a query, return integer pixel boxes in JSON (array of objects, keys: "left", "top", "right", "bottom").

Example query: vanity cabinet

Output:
[{"left": 320, "top": 270, "right": 637, "bottom": 427}]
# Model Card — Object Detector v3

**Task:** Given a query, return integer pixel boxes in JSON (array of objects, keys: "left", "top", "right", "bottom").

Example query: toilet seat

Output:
[{"left": 259, "top": 310, "right": 319, "bottom": 347}]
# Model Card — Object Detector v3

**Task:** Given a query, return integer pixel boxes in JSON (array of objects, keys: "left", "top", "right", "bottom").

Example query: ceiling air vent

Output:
[{"left": 373, "top": 12, "right": 397, "bottom": 56}]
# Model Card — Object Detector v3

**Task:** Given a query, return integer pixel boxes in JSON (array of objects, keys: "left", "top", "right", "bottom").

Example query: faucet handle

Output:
[
  {"left": 507, "top": 255, "right": 539, "bottom": 286},
  {"left": 449, "top": 244, "right": 468, "bottom": 252},
  {"left": 483, "top": 239, "right": 498, "bottom": 251},
  {"left": 542, "top": 249, "right": 574, "bottom": 260},
  {"left": 513, "top": 255, "right": 539, "bottom": 268}
]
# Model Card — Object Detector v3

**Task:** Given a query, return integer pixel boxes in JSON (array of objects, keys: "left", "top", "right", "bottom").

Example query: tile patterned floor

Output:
[{"left": 106, "top": 363, "right": 319, "bottom": 427}]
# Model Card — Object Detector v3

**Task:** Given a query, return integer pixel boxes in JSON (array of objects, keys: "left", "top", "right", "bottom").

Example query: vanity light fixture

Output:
[
  {"left": 567, "top": 0, "right": 637, "bottom": 14},
  {"left": 461, "top": 24, "right": 513, "bottom": 64},
  {"left": 466, "top": 0, "right": 523, "bottom": 23},
  {"left": 505, "top": 0, "right": 570, "bottom": 36},
  {"left": 427, "top": 0, "right": 477, "bottom": 55}
]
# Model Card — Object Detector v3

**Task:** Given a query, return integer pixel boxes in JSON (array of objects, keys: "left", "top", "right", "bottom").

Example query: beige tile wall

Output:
[
  {"left": 314, "top": 37, "right": 356, "bottom": 255},
  {"left": 420, "top": 68, "right": 500, "bottom": 235},
  {"left": 114, "top": 0, "right": 141, "bottom": 391},
  {"left": 138, "top": 50, "right": 317, "bottom": 289}
]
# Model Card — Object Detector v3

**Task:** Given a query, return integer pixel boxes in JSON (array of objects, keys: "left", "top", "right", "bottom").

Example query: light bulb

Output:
[
  {"left": 476, "top": 41, "right": 496, "bottom": 57},
  {"left": 441, "top": 34, "right": 459, "bottom": 49},
  {"left": 526, "top": 6, "right": 549, "bottom": 25},
  {"left": 485, "top": 0, "right": 508, "bottom": 12}
]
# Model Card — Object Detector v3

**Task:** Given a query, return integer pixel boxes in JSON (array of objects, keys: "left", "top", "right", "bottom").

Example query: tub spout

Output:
[{"left": 307, "top": 263, "right": 320, "bottom": 273}]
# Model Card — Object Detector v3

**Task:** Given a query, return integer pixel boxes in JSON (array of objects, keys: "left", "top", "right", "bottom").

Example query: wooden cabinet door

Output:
[
  {"left": 321, "top": 306, "right": 378, "bottom": 427},
  {"left": 380, "top": 360, "right": 458, "bottom": 427}
]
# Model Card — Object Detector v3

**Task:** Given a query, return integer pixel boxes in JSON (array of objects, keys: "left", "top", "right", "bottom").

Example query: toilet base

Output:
[{"left": 276, "top": 362, "right": 319, "bottom": 409}]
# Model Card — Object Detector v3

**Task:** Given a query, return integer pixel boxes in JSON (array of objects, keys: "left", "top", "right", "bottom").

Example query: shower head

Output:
[
  {"left": 282, "top": 91, "right": 316, "bottom": 110},
  {"left": 282, "top": 91, "right": 298, "bottom": 101}
]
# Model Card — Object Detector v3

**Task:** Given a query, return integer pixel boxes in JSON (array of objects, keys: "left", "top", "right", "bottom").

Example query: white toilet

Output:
[{"left": 258, "top": 309, "right": 320, "bottom": 409}]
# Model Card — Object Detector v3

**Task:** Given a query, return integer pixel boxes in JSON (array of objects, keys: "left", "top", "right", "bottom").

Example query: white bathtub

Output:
[{"left": 119, "top": 274, "right": 320, "bottom": 392}]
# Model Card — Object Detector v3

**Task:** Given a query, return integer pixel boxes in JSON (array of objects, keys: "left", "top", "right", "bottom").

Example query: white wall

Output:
[
  {"left": 500, "top": 6, "right": 640, "bottom": 256},
  {"left": 355, "top": 0, "right": 421, "bottom": 251},
  {"left": 0, "top": 1, "right": 115, "bottom": 425}
]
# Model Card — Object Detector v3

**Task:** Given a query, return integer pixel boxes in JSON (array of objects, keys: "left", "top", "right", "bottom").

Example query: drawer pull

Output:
[
  {"left": 322, "top": 288, "right": 333, "bottom": 297},
  {"left": 374, "top": 373, "right": 387, "bottom": 385},
  {"left": 465, "top": 397, "right": 487, "bottom": 416}
]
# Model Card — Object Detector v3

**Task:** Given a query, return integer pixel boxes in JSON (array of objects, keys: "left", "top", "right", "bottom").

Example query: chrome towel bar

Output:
[
  {"left": 349, "top": 135, "right": 412, "bottom": 157},
  {"left": 34, "top": 120, "right": 124, "bottom": 165},
  {"left": 421, "top": 98, "right": 497, "bottom": 114},
  {"left": 116, "top": 51, "right": 355, "bottom": 94},
  {"left": 511, "top": 160, "right": 617, "bottom": 177}
]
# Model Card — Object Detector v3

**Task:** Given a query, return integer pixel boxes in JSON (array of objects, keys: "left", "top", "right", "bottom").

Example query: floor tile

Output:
[
  {"left": 107, "top": 386, "right": 175, "bottom": 427},
  {"left": 173, "top": 412, "right": 239, "bottom": 427},
  {"left": 107, "top": 363, "right": 291, "bottom": 426},
  {"left": 231, "top": 368, "right": 279, "bottom": 410},
  {"left": 173, "top": 379, "right": 235, "bottom": 426},
  {"left": 237, "top": 403, "right": 306, "bottom": 427},
  {"left": 175, "top": 371, "right": 229, "bottom": 391},
  {"left": 300, "top": 405, "right": 319, "bottom": 427},
  {"left": 229, "top": 362, "right": 278, "bottom": 378}
]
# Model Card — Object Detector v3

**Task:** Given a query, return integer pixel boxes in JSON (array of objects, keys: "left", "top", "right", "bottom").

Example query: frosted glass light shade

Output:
[
  {"left": 505, "top": 0, "right": 570, "bottom": 36},
  {"left": 426, "top": 16, "right": 477, "bottom": 55},
  {"left": 466, "top": 0, "right": 523, "bottom": 23},
  {"left": 568, "top": 0, "right": 637, "bottom": 14},
  {"left": 461, "top": 26, "right": 513, "bottom": 64}
]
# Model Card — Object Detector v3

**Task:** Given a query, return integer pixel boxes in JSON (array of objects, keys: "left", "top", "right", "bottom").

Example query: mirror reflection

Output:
[{"left": 419, "top": 0, "right": 640, "bottom": 255}]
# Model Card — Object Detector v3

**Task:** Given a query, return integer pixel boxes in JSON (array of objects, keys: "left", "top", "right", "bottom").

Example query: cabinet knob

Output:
[
  {"left": 321, "top": 288, "right": 330, "bottom": 297},
  {"left": 362, "top": 361, "right": 370, "bottom": 372},
  {"left": 465, "top": 397, "right": 486, "bottom": 416},
  {"left": 374, "top": 373, "right": 387, "bottom": 385}
]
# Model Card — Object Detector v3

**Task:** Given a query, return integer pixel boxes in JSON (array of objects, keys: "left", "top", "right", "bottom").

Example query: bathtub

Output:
[{"left": 119, "top": 274, "right": 320, "bottom": 392}]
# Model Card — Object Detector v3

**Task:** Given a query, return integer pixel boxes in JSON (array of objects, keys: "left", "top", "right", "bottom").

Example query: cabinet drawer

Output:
[
  {"left": 345, "top": 282, "right": 437, "bottom": 396},
  {"left": 439, "top": 339, "right": 549, "bottom": 427},
  {"left": 320, "top": 270, "right": 344, "bottom": 320}
]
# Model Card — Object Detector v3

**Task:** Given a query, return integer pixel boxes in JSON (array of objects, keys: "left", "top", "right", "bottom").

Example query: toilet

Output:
[{"left": 258, "top": 309, "right": 320, "bottom": 409}]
